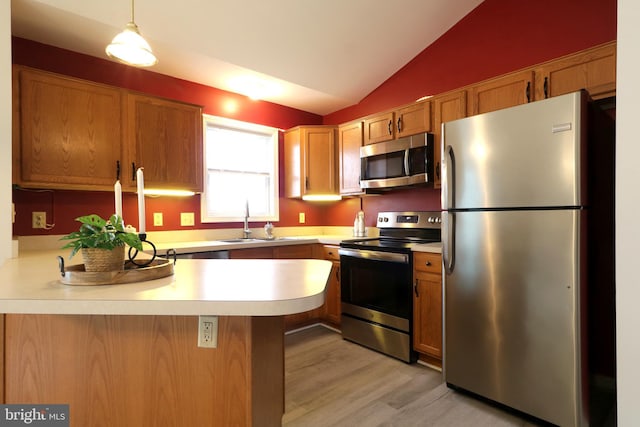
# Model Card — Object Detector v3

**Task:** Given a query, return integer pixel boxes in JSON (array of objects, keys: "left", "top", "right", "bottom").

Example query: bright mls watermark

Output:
[{"left": 0, "top": 405, "right": 68, "bottom": 426}]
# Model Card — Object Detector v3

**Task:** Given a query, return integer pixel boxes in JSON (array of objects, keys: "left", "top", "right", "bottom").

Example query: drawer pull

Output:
[{"left": 425, "top": 261, "right": 431, "bottom": 266}]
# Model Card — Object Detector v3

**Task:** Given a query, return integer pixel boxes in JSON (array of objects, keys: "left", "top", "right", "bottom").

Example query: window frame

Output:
[{"left": 200, "top": 114, "right": 280, "bottom": 223}]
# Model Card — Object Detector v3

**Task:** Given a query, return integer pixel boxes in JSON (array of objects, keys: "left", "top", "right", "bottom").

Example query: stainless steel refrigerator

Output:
[{"left": 441, "top": 90, "right": 610, "bottom": 427}]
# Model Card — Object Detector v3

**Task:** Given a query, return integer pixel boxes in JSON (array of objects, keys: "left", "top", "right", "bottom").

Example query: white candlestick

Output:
[
  {"left": 114, "top": 180, "right": 123, "bottom": 220},
  {"left": 136, "top": 168, "right": 146, "bottom": 234}
]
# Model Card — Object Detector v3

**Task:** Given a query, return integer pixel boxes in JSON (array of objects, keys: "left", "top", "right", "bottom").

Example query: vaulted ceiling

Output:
[{"left": 11, "top": 0, "right": 483, "bottom": 115}]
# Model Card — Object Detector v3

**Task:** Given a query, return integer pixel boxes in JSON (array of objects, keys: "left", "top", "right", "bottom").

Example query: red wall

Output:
[
  {"left": 12, "top": 0, "right": 617, "bottom": 236},
  {"left": 11, "top": 38, "right": 331, "bottom": 236},
  {"left": 323, "top": 0, "right": 617, "bottom": 124},
  {"left": 321, "top": 0, "right": 616, "bottom": 229}
]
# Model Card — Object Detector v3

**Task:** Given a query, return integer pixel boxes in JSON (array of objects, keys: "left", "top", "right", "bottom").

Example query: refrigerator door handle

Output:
[
  {"left": 442, "top": 211, "right": 455, "bottom": 274},
  {"left": 443, "top": 144, "right": 455, "bottom": 209}
]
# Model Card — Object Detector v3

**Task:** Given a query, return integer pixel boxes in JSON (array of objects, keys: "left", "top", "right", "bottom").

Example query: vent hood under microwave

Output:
[{"left": 360, "top": 132, "right": 434, "bottom": 190}]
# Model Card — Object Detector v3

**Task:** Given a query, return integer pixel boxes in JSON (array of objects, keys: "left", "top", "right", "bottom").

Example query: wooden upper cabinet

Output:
[
  {"left": 469, "top": 70, "right": 534, "bottom": 115},
  {"left": 284, "top": 126, "right": 337, "bottom": 198},
  {"left": 363, "top": 110, "right": 395, "bottom": 144},
  {"left": 395, "top": 100, "right": 432, "bottom": 138},
  {"left": 432, "top": 90, "right": 467, "bottom": 189},
  {"left": 13, "top": 66, "right": 123, "bottom": 190},
  {"left": 125, "top": 94, "right": 203, "bottom": 192},
  {"left": 534, "top": 42, "right": 616, "bottom": 101},
  {"left": 338, "top": 121, "right": 363, "bottom": 195},
  {"left": 363, "top": 100, "right": 431, "bottom": 145},
  {"left": 13, "top": 66, "right": 204, "bottom": 193}
]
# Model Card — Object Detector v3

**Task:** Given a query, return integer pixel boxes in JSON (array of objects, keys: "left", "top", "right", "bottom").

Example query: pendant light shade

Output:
[{"left": 106, "top": 0, "right": 157, "bottom": 67}]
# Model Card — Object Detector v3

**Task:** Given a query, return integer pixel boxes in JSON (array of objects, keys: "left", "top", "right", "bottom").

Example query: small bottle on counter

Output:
[
  {"left": 357, "top": 211, "right": 366, "bottom": 237},
  {"left": 264, "top": 222, "right": 274, "bottom": 240}
]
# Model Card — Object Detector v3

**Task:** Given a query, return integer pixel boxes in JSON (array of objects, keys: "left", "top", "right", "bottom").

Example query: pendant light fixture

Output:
[{"left": 106, "top": 0, "right": 157, "bottom": 67}]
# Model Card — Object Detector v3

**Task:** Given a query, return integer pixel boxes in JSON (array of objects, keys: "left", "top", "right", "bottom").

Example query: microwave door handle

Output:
[{"left": 403, "top": 149, "right": 410, "bottom": 176}]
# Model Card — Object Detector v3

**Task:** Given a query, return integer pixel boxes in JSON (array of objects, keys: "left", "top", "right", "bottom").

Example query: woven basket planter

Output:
[{"left": 81, "top": 246, "right": 126, "bottom": 272}]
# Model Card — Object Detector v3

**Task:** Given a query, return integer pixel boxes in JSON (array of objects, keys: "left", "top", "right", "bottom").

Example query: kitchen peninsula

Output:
[{"left": 0, "top": 251, "right": 332, "bottom": 427}]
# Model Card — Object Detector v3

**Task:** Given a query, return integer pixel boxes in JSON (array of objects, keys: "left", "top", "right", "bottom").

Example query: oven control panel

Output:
[{"left": 377, "top": 211, "right": 441, "bottom": 228}]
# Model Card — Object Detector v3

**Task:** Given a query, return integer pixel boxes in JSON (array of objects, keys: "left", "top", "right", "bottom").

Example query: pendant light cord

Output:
[{"left": 131, "top": 0, "right": 135, "bottom": 23}]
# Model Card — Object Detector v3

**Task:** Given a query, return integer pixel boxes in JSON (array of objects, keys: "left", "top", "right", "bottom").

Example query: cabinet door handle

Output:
[
  {"left": 414, "top": 279, "right": 419, "bottom": 297},
  {"left": 387, "top": 120, "right": 393, "bottom": 135},
  {"left": 305, "top": 177, "right": 309, "bottom": 190},
  {"left": 335, "top": 267, "right": 340, "bottom": 281},
  {"left": 526, "top": 81, "right": 531, "bottom": 103},
  {"left": 543, "top": 77, "right": 549, "bottom": 99},
  {"left": 116, "top": 160, "right": 121, "bottom": 181},
  {"left": 397, "top": 116, "right": 402, "bottom": 133},
  {"left": 132, "top": 162, "right": 136, "bottom": 181},
  {"left": 436, "top": 162, "right": 441, "bottom": 180}
]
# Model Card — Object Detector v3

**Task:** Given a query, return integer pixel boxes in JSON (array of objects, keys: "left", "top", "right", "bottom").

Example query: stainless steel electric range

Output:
[{"left": 339, "top": 211, "right": 441, "bottom": 363}]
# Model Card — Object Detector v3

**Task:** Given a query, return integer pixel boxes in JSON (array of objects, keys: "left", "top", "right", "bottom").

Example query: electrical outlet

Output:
[
  {"left": 153, "top": 212, "right": 163, "bottom": 226},
  {"left": 299, "top": 212, "right": 306, "bottom": 224},
  {"left": 198, "top": 316, "right": 218, "bottom": 348},
  {"left": 180, "top": 212, "right": 195, "bottom": 226},
  {"left": 32, "top": 211, "right": 46, "bottom": 229}
]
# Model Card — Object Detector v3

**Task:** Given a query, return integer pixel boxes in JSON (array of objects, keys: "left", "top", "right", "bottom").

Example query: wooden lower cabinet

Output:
[
  {"left": 225, "top": 244, "right": 340, "bottom": 331},
  {"left": 320, "top": 245, "right": 341, "bottom": 328},
  {"left": 3, "top": 314, "right": 284, "bottom": 427},
  {"left": 229, "top": 246, "right": 274, "bottom": 259},
  {"left": 413, "top": 252, "right": 443, "bottom": 366},
  {"left": 281, "top": 244, "right": 323, "bottom": 331}
]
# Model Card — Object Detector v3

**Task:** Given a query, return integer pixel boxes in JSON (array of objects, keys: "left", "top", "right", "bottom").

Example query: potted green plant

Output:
[{"left": 61, "top": 214, "right": 143, "bottom": 272}]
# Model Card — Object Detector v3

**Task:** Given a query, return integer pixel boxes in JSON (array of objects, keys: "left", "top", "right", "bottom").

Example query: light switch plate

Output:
[
  {"left": 180, "top": 212, "right": 195, "bottom": 226},
  {"left": 299, "top": 212, "right": 305, "bottom": 224},
  {"left": 153, "top": 212, "right": 163, "bottom": 226}
]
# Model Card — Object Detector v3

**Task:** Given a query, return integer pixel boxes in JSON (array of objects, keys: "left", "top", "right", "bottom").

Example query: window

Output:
[{"left": 201, "top": 115, "right": 279, "bottom": 223}]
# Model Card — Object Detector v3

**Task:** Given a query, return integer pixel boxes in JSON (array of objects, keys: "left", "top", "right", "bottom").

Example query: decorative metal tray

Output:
[{"left": 58, "top": 257, "right": 174, "bottom": 286}]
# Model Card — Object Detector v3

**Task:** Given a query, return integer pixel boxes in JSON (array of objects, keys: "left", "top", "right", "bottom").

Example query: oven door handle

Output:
[{"left": 339, "top": 248, "right": 409, "bottom": 264}]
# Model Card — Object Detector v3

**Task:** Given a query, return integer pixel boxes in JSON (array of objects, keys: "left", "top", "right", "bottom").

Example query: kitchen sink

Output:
[{"left": 219, "top": 237, "right": 300, "bottom": 243}]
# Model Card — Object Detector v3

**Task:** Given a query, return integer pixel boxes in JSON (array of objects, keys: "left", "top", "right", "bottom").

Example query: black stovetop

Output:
[{"left": 341, "top": 235, "right": 440, "bottom": 252}]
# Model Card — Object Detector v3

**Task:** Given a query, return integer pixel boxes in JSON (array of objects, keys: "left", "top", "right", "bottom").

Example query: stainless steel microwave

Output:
[{"left": 360, "top": 133, "right": 434, "bottom": 190}]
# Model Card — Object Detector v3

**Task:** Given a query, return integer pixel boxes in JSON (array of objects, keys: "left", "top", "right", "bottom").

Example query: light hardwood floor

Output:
[{"left": 283, "top": 326, "right": 615, "bottom": 427}]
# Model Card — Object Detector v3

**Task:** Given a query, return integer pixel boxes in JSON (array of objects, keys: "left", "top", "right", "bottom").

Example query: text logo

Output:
[{"left": 0, "top": 405, "right": 68, "bottom": 427}]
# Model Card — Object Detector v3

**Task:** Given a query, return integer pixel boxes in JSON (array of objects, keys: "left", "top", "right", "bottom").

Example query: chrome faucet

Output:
[{"left": 243, "top": 200, "right": 251, "bottom": 239}]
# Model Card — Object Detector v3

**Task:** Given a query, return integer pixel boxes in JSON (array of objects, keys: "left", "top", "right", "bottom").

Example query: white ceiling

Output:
[{"left": 11, "top": 0, "right": 483, "bottom": 115}]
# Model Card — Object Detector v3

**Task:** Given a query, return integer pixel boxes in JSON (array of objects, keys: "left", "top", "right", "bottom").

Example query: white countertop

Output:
[
  {"left": 153, "top": 236, "right": 336, "bottom": 254},
  {"left": 0, "top": 251, "right": 332, "bottom": 316},
  {"left": 412, "top": 242, "right": 442, "bottom": 253},
  {"left": 152, "top": 235, "right": 441, "bottom": 254}
]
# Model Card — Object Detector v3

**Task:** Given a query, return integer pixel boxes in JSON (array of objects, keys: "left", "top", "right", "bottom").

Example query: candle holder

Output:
[{"left": 127, "top": 233, "right": 157, "bottom": 267}]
